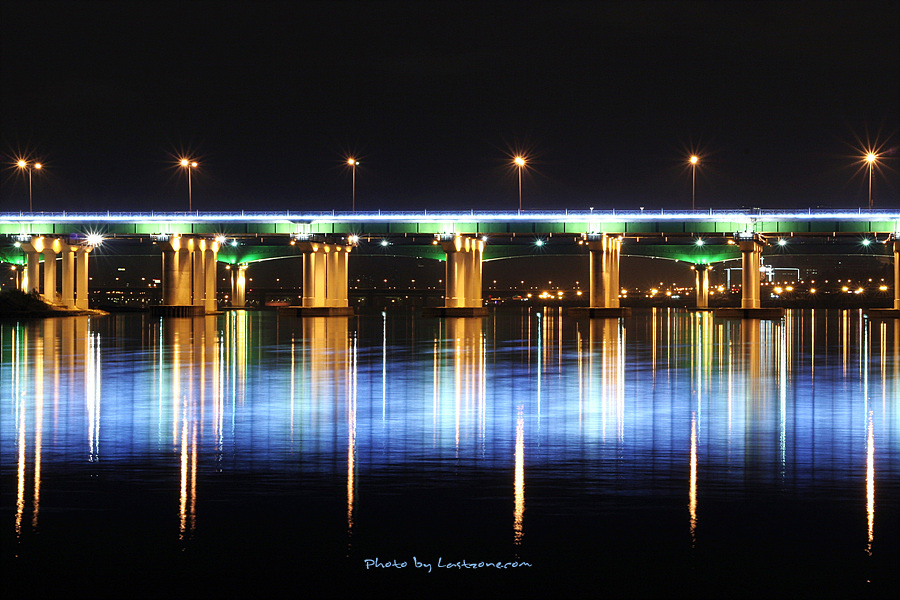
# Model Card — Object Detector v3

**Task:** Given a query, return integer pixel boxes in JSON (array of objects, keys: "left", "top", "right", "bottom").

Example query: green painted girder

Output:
[{"left": 3, "top": 218, "right": 897, "bottom": 237}]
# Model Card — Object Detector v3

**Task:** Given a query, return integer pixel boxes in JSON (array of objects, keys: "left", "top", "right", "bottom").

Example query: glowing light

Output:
[
  {"left": 695, "top": 238, "right": 704, "bottom": 246},
  {"left": 513, "top": 156, "right": 526, "bottom": 167},
  {"left": 85, "top": 233, "right": 104, "bottom": 247},
  {"left": 34, "top": 163, "right": 42, "bottom": 170},
  {"left": 778, "top": 239, "right": 787, "bottom": 246},
  {"left": 179, "top": 158, "right": 198, "bottom": 210},
  {"left": 347, "top": 158, "right": 359, "bottom": 166},
  {"left": 861, "top": 238, "right": 871, "bottom": 246},
  {"left": 380, "top": 240, "right": 389, "bottom": 247},
  {"left": 810, "top": 288, "right": 816, "bottom": 294},
  {"left": 690, "top": 155, "right": 699, "bottom": 165},
  {"left": 866, "top": 153, "right": 876, "bottom": 164},
  {"left": 215, "top": 235, "right": 227, "bottom": 244},
  {"left": 17, "top": 160, "right": 26, "bottom": 168},
  {"left": 348, "top": 235, "right": 359, "bottom": 244},
  {"left": 535, "top": 239, "right": 544, "bottom": 247}
]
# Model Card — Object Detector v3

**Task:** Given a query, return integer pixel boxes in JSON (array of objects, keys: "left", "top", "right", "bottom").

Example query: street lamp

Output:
[
  {"left": 865, "top": 152, "right": 877, "bottom": 210},
  {"left": 513, "top": 156, "right": 526, "bottom": 211},
  {"left": 180, "top": 158, "right": 198, "bottom": 211},
  {"left": 17, "top": 160, "right": 42, "bottom": 212},
  {"left": 347, "top": 158, "right": 359, "bottom": 211},
  {"left": 689, "top": 155, "right": 699, "bottom": 211}
]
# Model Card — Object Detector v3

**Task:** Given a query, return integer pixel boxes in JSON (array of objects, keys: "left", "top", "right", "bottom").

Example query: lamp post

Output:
[
  {"left": 180, "top": 158, "right": 198, "bottom": 211},
  {"left": 347, "top": 158, "right": 359, "bottom": 211},
  {"left": 689, "top": 155, "right": 699, "bottom": 211},
  {"left": 17, "top": 160, "right": 42, "bottom": 212},
  {"left": 865, "top": 153, "right": 877, "bottom": 210},
  {"left": 514, "top": 156, "right": 526, "bottom": 212}
]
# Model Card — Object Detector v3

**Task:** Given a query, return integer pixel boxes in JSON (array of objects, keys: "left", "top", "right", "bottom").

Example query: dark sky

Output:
[{"left": 2, "top": 0, "right": 898, "bottom": 212}]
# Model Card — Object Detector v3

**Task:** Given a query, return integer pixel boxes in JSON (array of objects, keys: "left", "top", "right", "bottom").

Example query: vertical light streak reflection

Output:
[
  {"left": 779, "top": 319, "right": 787, "bottom": 476},
  {"left": 866, "top": 410, "right": 874, "bottom": 555},
  {"left": 179, "top": 410, "right": 188, "bottom": 538},
  {"left": 87, "top": 331, "right": 101, "bottom": 463},
  {"left": 382, "top": 311, "right": 387, "bottom": 421},
  {"left": 514, "top": 407, "right": 525, "bottom": 546},
  {"left": 215, "top": 329, "right": 225, "bottom": 469},
  {"left": 347, "top": 330, "right": 358, "bottom": 549},
  {"left": 433, "top": 336, "right": 439, "bottom": 444},
  {"left": 651, "top": 307, "right": 657, "bottom": 381},
  {"left": 689, "top": 411, "right": 697, "bottom": 547},
  {"left": 290, "top": 336, "right": 295, "bottom": 445},
  {"left": 32, "top": 322, "right": 52, "bottom": 530},
  {"left": 536, "top": 312, "right": 542, "bottom": 420},
  {"left": 842, "top": 310, "right": 849, "bottom": 377},
  {"left": 576, "top": 328, "right": 583, "bottom": 428},
  {"left": 15, "top": 326, "right": 26, "bottom": 539}
]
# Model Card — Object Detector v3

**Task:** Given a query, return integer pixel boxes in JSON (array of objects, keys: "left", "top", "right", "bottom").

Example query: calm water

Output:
[{"left": 1, "top": 309, "right": 898, "bottom": 599}]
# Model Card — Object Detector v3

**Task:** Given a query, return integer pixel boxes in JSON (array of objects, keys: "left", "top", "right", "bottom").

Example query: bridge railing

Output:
[{"left": 1, "top": 208, "right": 898, "bottom": 221}]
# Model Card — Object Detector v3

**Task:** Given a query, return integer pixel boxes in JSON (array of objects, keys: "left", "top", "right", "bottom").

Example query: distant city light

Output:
[{"left": 86, "top": 233, "right": 104, "bottom": 246}]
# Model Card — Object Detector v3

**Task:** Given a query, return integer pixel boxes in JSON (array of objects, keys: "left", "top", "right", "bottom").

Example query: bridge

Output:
[{"left": 2, "top": 209, "right": 899, "bottom": 317}]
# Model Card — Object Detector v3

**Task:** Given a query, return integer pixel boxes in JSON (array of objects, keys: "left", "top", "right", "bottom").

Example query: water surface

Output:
[{"left": 2, "top": 309, "right": 898, "bottom": 599}]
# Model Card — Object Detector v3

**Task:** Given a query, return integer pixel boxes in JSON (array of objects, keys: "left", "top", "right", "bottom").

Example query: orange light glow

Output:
[
  {"left": 34, "top": 163, "right": 42, "bottom": 170},
  {"left": 514, "top": 156, "right": 526, "bottom": 167},
  {"left": 690, "top": 155, "right": 699, "bottom": 164},
  {"left": 866, "top": 153, "right": 877, "bottom": 164},
  {"left": 180, "top": 159, "right": 189, "bottom": 167}
]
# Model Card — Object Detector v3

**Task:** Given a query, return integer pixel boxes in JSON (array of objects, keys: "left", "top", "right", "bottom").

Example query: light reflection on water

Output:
[{"left": 1, "top": 308, "right": 898, "bottom": 597}]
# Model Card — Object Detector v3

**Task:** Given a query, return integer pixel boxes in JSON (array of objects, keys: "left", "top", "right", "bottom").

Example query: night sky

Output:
[{"left": 2, "top": 0, "right": 898, "bottom": 213}]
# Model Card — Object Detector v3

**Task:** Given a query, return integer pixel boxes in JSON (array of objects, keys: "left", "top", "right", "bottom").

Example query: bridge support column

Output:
[
  {"left": 41, "top": 240, "right": 60, "bottom": 305},
  {"left": 423, "top": 235, "right": 487, "bottom": 317},
  {"left": 739, "top": 239, "right": 763, "bottom": 310},
  {"left": 894, "top": 239, "right": 900, "bottom": 311},
  {"left": 715, "top": 234, "right": 783, "bottom": 319},
  {"left": 154, "top": 235, "right": 209, "bottom": 316},
  {"left": 231, "top": 264, "right": 247, "bottom": 308},
  {"left": 204, "top": 243, "right": 218, "bottom": 313},
  {"left": 570, "top": 234, "right": 630, "bottom": 318},
  {"left": 692, "top": 264, "right": 712, "bottom": 310},
  {"left": 283, "top": 242, "right": 354, "bottom": 316},
  {"left": 22, "top": 238, "right": 42, "bottom": 294},
  {"left": 61, "top": 242, "right": 76, "bottom": 308},
  {"left": 75, "top": 247, "right": 91, "bottom": 309}
]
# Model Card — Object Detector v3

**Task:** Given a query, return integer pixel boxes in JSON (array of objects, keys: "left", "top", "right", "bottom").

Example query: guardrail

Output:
[{"left": 1, "top": 208, "right": 899, "bottom": 222}]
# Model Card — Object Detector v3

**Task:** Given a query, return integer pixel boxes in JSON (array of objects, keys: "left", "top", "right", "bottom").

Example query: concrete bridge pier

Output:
[
  {"left": 423, "top": 234, "right": 487, "bottom": 317},
  {"left": 690, "top": 264, "right": 713, "bottom": 310},
  {"left": 75, "top": 247, "right": 91, "bottom": 309},
  {"left": 280, "top": 241, "right": 354, "bottom": 316},
  {"left": 894, "top": 238, "right": 900, "bottom": 311},
  {"left": 230, "top": 264, "right": 247, "bottom": 308},
  {"left": 869, "top": 236, "right": 900, "bottom": 318},
  {"left": 154, "top": 235, "right": 216, "bottom": 316},
  {"left": 570, "top": 234, "right": 631, "bottom": 318},
  {"left": 19, "top": 237, "right": 92, "bottom": 309},
  {"left": 716, "top": 234, "right": 783, "bottom": 319}
]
